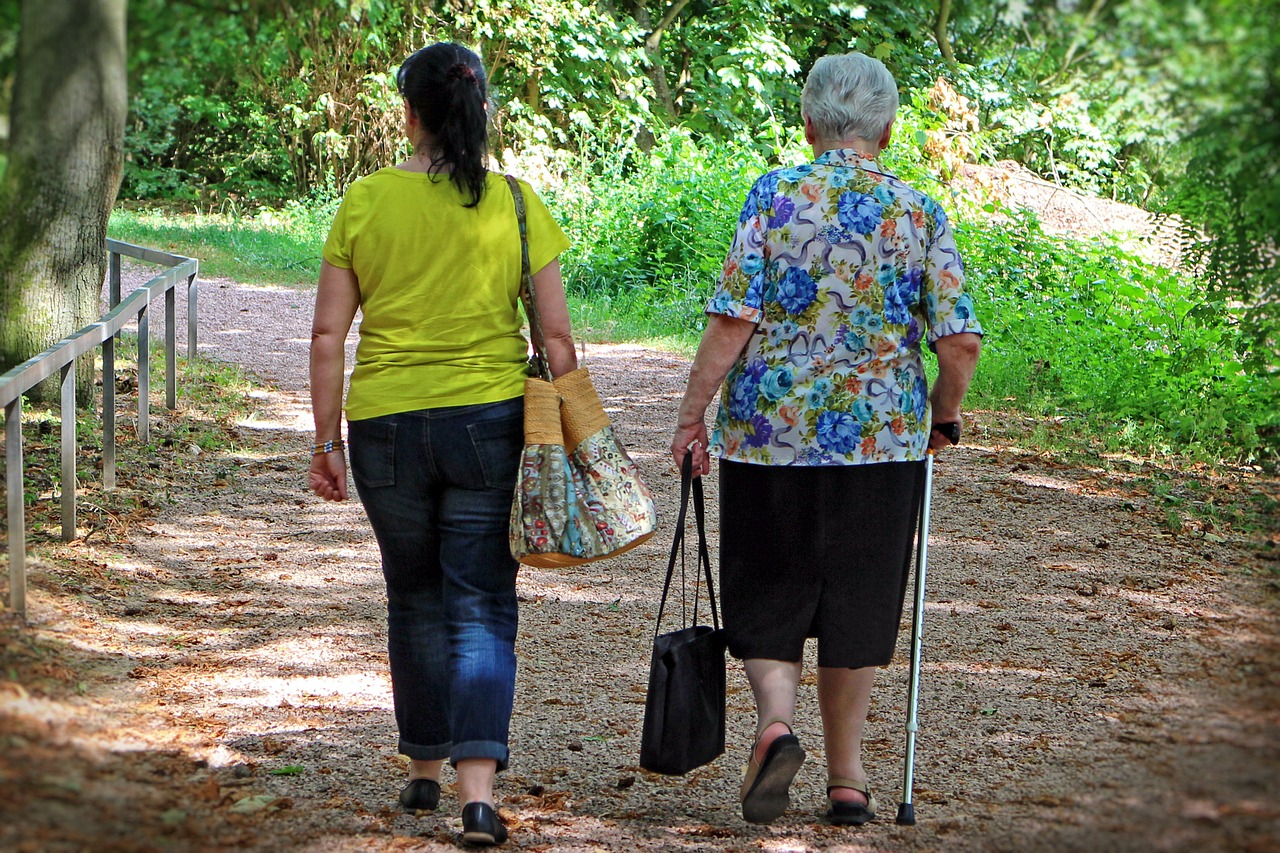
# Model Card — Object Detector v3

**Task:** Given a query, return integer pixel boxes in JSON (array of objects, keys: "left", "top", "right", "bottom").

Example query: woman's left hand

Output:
[{"left": 309, "top": 451, "right": 349, "bottom": 501}]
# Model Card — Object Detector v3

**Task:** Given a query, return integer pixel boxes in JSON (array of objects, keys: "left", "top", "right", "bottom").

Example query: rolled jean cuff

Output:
[
  {"left": 399, "top": 737, "right": 452, "bottom": 762},
  {"left": 450, "top": 740, "right": 510, "bottom": 772}
]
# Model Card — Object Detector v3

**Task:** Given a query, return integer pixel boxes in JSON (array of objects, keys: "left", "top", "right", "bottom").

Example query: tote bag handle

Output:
[{"left": 653, "top": 453, "right": 721, "bottom": 639}]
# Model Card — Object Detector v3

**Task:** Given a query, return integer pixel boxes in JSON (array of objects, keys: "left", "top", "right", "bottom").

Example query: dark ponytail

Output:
[{"left": 397, "top": 43, "right": 489, "bottom": 207}]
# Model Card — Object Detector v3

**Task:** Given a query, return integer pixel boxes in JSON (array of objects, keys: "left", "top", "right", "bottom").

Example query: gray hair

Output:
[{"left": 801, "top": 53, "right": 899, "bottom": 142}]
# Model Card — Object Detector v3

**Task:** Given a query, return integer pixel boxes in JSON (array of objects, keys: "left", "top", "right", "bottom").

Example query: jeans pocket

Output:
[
  {"left": 348, "top": 417, "right": 397, "bottom": 489},
  {"left": 467, "top": 402, "right": 524, "bottom": 491}
]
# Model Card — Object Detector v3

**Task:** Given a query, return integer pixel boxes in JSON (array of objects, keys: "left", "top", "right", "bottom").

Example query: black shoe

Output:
[
  {"left": 461, "top": 801, "right": 508, "bottom": 846},
  {"left": 399, "top": 778, "right": 441, "bottom": 812}
]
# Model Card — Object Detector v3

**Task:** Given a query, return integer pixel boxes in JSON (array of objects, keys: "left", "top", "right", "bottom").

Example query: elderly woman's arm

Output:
[
  {"left": 929, "top": 331, "right": 982, "bottom": 451},
  {"left": 309, "top": 260, "right": 361, "bottom": 501},
  {"left": 531, "top": 259, "right": 579, "bottom": 378},
  {"left": 671, "top": 314, "right": 758, "bottom": 476}
]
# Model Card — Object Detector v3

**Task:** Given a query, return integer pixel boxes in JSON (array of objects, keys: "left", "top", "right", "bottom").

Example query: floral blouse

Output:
[{"left": 707, "top": 148, "right": 983, "bottom": 466}]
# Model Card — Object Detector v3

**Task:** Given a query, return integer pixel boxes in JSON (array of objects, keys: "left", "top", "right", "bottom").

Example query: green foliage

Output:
[
  {"left": 124, "top": 0, "right": 417, "bottom": 201},
  {"left": 0, "top": 0, "right": 15, "bottom": 110},
  {"left": 959, "top": 208, "right": 1275, "bottom": 467},
  {"left": 940, "top": 0, "right": 1239, "bottom": 205},
  {"left": 113, "top": 0, "right": 964, "bottom": 201},
  {"left": 555, "top": 159, "right": 739, "bottom": 335},
  {"left": 547, "top": 129, "right": 768, "bottom": 311},
  {"left": 1156, "top": 0, "right": 1279, "bottom": 395},
  {"left": 0, "top": 0, "right": 1254, "bottom": 214}
]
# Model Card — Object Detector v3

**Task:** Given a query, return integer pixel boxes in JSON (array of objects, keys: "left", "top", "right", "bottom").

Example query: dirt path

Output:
[{"left": 1, "top": 273, "right": 1278, "bottom": 853}]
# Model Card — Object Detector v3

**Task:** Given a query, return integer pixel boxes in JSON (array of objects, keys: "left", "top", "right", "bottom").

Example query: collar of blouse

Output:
[{"left": 814, "top": 147, "right": 895, "bottom": 178}]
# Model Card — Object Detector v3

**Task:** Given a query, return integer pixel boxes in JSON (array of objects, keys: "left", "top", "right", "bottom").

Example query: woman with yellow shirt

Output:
[{"left": 308, "top": 42, "right": 577, "bottom": 846}]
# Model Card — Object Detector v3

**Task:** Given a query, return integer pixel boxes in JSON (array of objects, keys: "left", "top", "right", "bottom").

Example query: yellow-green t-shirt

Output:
[{"left": 322, "top": 168, "right": 570, "bottom": 420}]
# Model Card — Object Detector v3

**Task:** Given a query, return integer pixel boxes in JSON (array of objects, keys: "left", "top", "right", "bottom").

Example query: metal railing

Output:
[{"left": 1, "top": 240, "right": 199, "bottom": 618}]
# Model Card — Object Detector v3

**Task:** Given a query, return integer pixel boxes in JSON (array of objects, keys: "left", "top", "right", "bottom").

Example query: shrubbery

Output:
[{"left": 527, "top": 125, "right": 1275, "bottom": 467}]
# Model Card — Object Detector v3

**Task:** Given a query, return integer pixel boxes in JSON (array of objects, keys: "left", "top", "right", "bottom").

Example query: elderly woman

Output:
[{"left": 671, "top": 52, "right": 982, "bottom": 827}]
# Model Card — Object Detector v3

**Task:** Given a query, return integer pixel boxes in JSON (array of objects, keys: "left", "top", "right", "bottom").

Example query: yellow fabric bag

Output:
[{"left": 503, "top": 176, "right": 657, "bottom": 567}]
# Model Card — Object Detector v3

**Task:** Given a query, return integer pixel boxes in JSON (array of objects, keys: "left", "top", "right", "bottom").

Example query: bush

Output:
[{"left": 959, "top": 209, "right": 1274, "bottom": 466}]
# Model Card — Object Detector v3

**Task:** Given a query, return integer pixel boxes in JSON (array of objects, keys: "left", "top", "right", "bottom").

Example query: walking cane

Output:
[{"left": 896, "top": 448, "right": 935, "bottom": 826}]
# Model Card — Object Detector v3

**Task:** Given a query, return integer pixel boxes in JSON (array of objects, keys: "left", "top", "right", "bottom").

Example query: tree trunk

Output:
[{"left": 0, "top": 0, "right": 127, "bottom": 403}]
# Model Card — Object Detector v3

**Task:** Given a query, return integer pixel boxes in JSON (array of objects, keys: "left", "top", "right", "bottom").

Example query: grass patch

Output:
[
  {"left": 108, "top": 204, "right": 332, "bottom": 287},
  {"left": 567, "top": 294, "right": 700, "bottom": 357}
]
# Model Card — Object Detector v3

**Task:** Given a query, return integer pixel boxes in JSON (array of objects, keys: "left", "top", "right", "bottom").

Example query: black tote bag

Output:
[{"left": 639, "top": 455, "right": 727, "bottom": 776}]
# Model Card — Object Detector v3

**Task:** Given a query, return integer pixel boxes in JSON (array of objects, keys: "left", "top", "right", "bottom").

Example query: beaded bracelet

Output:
[{"left": 312, "top": 438, "right": 345, "bottom": 455}]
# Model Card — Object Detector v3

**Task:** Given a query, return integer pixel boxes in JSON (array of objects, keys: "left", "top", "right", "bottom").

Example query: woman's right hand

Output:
[
  {"left": 671, "top": 419, "right": 711, "bottom": 478},
  {"left": 669, "top": 314, "right": 757, "bottom": 479},
  {"left": 309, "top": 451, "right": 349, "bottom": 501}
]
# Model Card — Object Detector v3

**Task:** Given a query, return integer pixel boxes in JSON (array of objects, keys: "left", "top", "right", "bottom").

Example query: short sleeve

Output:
[
  {"left": 321, "top": 191, "right": 355, "bottom": 270},
  {"left": 517, "top": 179, "right": 570, "bottom": 274},
  {"left": 922, "top": 199, "right": 983, "bottom": 350},
  {"left": 706, "top": 177, "right": 771, "bottom": 323}
]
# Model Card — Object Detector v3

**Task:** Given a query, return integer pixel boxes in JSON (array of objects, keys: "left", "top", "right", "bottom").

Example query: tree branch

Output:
[
  {"left": 1042, "top": 0, "right": 1109, "bottom": 86},
  {"left": 645, "top": 0, "right": 693, "bottom": 52},
  {"left": 935, "top": 0, "right": 955, "bottom": 63}
]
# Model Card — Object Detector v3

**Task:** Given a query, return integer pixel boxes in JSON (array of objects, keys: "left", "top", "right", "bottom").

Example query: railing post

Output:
[
  {"left": 138, "top": 297, "right": 150, "bottom": 444},
  {"left": 187, "top": 268, "right": 199, "bottom": 360},
  {"left": 5, "top": 399, "right": 26, "bottom": 618},
  {"left": 103, "top": 329, "right": 116, "bottom": 491},
  {"left": 109, "top": 249, "right": 122, "bottom": 314},
  {"left": 165, "top": 286, "right": 176, "bottom": 410},
  {"left": 1, "top": 241, "right": 200, "bottom": 617},
  {"left": 60, "top": 361, "right": 77, "bottom": 542}
]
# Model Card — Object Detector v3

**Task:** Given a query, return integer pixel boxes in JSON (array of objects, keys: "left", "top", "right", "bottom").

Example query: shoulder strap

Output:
[{"left": 504, "top": 174, "right": 550, "bottom": 380}]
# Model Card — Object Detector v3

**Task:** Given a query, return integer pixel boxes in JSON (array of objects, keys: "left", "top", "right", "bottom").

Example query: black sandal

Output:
[
  {"left": 739, "top": 719, "right": 806, "bottom": 824},
  {"left": 826, "top": 777, "right": 878, "bottom": 826}
]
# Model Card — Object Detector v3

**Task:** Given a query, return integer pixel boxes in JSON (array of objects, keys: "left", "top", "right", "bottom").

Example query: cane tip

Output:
[{"left": 895, "top": 802, "right": 916, "bottom": 825}]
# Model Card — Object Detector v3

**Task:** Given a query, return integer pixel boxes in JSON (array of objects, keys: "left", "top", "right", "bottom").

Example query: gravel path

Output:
[{"left": 1, "top": 259, "right": 1277, "bottom": 851}]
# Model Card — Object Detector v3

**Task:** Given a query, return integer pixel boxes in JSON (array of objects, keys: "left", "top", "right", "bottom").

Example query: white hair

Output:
[{"left": 801, "top": 52, "right": 900, "bottom": 143}]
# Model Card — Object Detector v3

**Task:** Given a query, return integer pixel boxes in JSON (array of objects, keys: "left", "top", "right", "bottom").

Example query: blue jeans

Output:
[{"left": 347, "top": 397, "right": 523, "bottom": 771}]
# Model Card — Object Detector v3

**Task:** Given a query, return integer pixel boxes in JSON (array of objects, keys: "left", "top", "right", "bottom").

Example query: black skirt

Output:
[{"left": 718, "top": 459, "right": 925, "bottom": 669}]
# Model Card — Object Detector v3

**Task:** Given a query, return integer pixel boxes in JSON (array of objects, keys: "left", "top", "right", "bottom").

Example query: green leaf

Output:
[
  {"left": 269, "top": 765, "right": 305, "bottom": 776},
  {"left": 1117, "top": 282, "right": 1147, "bottom": 301}
]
